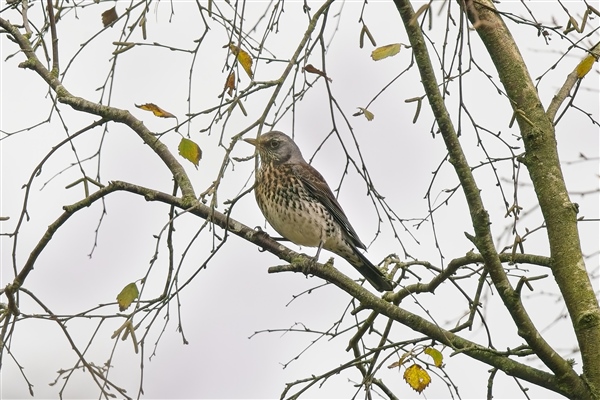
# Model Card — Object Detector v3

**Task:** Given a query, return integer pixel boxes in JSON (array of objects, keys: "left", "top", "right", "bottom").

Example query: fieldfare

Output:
[{"left": 244, "top": 131, "right": 393, "bottom": 292}]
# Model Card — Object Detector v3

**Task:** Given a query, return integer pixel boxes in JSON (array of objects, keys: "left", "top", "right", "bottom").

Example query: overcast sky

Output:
[{"left": 1, "top": 1, "right": 598, "bottom": 399}]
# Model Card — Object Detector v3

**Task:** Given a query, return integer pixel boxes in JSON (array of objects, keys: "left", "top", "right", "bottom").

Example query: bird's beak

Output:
[{"left": 243, "top": 137, "right": 257, "bottom": 146}]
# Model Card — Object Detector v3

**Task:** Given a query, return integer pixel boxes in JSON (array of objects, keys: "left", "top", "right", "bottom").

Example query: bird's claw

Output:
[
  {"left": 300, "top": 256, "right": 333, "bottom": 275},
  {"left": 253, "top": 226, "right": 271, "bottom": 252},
  {"left": 254, "top": 226, "right": 287, "bottom": 242},
  {"left": 297, "top": 254, "right": 317, "bottom": 275}
]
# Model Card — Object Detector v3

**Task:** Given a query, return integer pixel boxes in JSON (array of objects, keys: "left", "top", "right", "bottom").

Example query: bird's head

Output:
[{"left": 244, "top": 131, "right": 305, "bottom": 165}]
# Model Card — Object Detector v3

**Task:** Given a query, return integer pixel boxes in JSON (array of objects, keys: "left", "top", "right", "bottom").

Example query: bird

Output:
[{"left": 244, "top": 131, "right": 393, "bottom": 292}]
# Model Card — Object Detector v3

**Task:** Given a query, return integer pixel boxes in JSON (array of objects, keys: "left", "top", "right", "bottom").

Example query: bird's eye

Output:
[{"left": 269, "top": 139, "right": 279, "bottom": 149}]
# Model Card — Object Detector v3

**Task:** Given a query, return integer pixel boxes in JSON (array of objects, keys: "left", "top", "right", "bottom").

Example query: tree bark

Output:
[
  {"left": 462, "top": 0, "right": 600, "bottom": 397},
  {"left": 392, "top": 0, "right": 599, "bottom": 398}
]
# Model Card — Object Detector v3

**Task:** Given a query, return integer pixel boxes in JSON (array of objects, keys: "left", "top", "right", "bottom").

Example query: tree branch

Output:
[
  {"left": 269, "top": 260, "right": 570, "bottom": 397},
  {"left": 546, "top": 41, "right": 600, "bottom": 122},
  {"left": 0, "top": 17, "right": 196, "bottom": 201},
  {"left": 1, "top": 173, "right": 574, "bottom": 397},
  {"left": 461, "top": 0, "right": 600, "bottom": 395},
  {"left": 392, "top": 0, "right": 591, "bottom": 397}
]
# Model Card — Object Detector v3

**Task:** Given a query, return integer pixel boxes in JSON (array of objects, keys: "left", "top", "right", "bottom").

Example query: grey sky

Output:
[{"left": 1, "top": 1, "right": 598, "bottom": 398}]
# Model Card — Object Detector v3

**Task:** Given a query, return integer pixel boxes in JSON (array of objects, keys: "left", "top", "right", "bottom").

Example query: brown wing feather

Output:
[{"left": 291, "top": 163, "right": 367, "bottom": 250}]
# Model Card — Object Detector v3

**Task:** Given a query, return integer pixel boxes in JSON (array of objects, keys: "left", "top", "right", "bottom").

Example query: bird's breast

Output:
[{"left": 255, "top": 167, "right": 337, "bottom": 248}]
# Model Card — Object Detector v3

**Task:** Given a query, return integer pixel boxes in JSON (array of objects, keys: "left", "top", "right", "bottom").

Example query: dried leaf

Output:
[
  {"left": 388, "top": 352, "right": 410, "bottom": 369},
  {"left": 178, "top": 137, "right": 202, "bottom": 168},
  {"left": 225, "top": 71, "right": 235, "bottom": 97},
  {"left": 302, "top": 64, "right": 332, "bottom": 82},
  {"left": 135, "top": 103, "right": 176, "bottom": 119},
  {"left": 576, "top": 53, "right": 597, "bottom": 78},
  {"left": 371, "top": 43, "right": 401, "bottom": 61},
  {"left": 116, "top": 282, "right": 139, "bottom": 312},
  {"left": 101, "top": 7, "right": 118, "bottom": 27},
  {"left": 229, "top": 44, "right": 253, "bottom": 79},
  {"left": 403, "top": 364, "right": 431, "bottom": 393},
  {"left": 424, "top": 347, "right": 443, "bottom": 367}
]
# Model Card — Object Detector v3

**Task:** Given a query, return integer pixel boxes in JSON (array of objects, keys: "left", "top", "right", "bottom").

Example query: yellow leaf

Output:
[
  {"left": 229, "top": 44, "right": 253, "bottom": 79},
  {"left": 356, "top": 107, "right": 374, "bottom": 121},
  {"left": 403, "top": 364, "right": 431, "bottom": 393},
  {"left": 576, "top": 54, "right": 596, "bottom": 78},
  {"left": 178, "top": 137, "right": 202, "bottom": 168},
  {"left": 371, "top": 43, "right": 401, "bottom": 61},
  {"left": 135, "top": 103, "right": 176, "bottom": 119},
  {"left": 424, "top": 347, "right": 443, "bottom": 367},
  {"left": 116, "top": 283, "right": 139, "bottom": 312}
]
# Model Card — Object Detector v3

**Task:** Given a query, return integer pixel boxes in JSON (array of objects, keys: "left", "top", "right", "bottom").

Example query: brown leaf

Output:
[
  {"left": 225, "top": 71, "right": 235, "bottom": 97},
  {"left": 135, "top": 103, "right": 176, "bottom": 119},
  {"left": 388, "top": 352, "right": 410, "bottom": 369},
  {"left": 302, "top": 64, "right": 332, "bottom": 82},
  {"left": 101, "top": 7, "right": 118, "bottom": 27}
]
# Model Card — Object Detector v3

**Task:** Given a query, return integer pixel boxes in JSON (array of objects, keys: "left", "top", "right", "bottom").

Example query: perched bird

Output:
[{"left": 244, "top": 131, "right": 393, "bottom": 292}]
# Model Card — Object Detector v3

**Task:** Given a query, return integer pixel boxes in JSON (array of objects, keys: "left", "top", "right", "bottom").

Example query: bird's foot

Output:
[
  {"left": 298, "top": 256, "right": 334, "bottom": 276},
  {"left": 289, "top": 255, "right": 312, "bottom": 276},
  {"left": 253, "top": 226, "right": 271, "bottom": 252},
  {"left": 253, "top": 226, "right": 268, "bottom": 237},
  {"left": 253, "top": 226, "right": 288, "bottom": 243},
  {"left": 303, "top": 255, "right": 317, "bottom": 276}
]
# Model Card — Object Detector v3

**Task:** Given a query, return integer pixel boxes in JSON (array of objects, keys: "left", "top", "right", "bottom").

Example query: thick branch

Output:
[
  {"left": 13, "top": 180, "right": 571, "bottom": 396},
  {"left": 391, "top": 251, "right": 552, "bottom": 302},
  {"left": 270, "top": 261, "right": 569, "bottom": 397},
  {"left": 462, "top": 0, "right": 600, "bottom": 396},
  {"left": 392, "top": 0, "right": 591, "bottom": 398}
]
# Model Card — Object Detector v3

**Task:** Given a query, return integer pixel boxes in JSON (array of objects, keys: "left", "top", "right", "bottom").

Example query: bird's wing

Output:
[{"left": 290, "top": 163, "right": 367, "bottom": 250}]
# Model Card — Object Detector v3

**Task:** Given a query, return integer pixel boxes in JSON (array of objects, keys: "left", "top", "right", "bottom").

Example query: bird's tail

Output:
[{"left": 340, "top": 245, "right": 394, "bottom": 292}]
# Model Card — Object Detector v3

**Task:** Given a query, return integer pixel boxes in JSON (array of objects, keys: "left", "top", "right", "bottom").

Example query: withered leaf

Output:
[
  {"left": 101, "top": 7, "right": 118, "bottom": 27},
  {"left": 225, "top": 71, "right": 235, "bottom": 97},
  {"left": 135, "top": 103, "right": 176, "bottom": 119},
  {"left": 302, "top": 64, "right": 332, "bottom": 82}
]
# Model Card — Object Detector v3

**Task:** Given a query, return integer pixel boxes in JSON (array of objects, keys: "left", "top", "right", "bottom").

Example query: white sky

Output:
[{"left": 1, "top": 1, "right": 598, "bottom": 399}]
